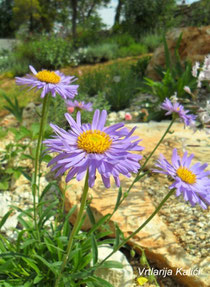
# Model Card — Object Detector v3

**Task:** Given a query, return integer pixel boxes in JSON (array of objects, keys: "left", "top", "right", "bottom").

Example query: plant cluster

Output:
[
  {"left": 139, "top": 34, "right": 198, "bottom": 121},
  {"left": 6, "top": 36, "right": 73, "bottom": 76},
  {"left": 78, "top": 62, "right": 148, "bottom": 111}
]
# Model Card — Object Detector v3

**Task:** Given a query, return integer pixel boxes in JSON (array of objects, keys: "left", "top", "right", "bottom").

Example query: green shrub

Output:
[
  {"left": 0, "top": 51, "right": 29, "bottom": 76},
  {"left": 1, "top": 35, "right": 73, "bottom": 75},
  {"left": 131, "top": 55, "right": 152, "bottom": 79},
  {"left": 79, "top": 63, "right": 142, "bottom": 111},
  {"left": 110, "top": 33, "right": 135, "bottom": 47},
  {"left": 117, "top": 43, "right": 148, "bottom": 58},
  {"left": 1, "top": 90, "right": 24, "bottom": 122},
  {"left": 79, "top": 69, "right": 106, "bottom": 97},
  {"left": 83, "top": 43, "right": 118, "bottom": 64},
  {"left": 74, "top": 15, "right": 106, "bottom": 47},
  {"left": 25, "top": 36, "right": 73, "bottom": 70},
  {"left": 142, "top": 34, "right": 197, "bottom": 103},
  {"left": 105, "top": 65, "right": 140, "bottom": 111},
  {"left": 0, "top": 52, "right": 9, "bottom": 73},
  {"left": 140, "top": 32, "right": 162, "bottom": 52}
]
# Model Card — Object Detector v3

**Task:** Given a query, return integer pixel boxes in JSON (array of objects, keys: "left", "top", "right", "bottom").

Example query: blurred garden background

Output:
[{"left": 0, "top": 0, "right": 209, "bottom": 123}]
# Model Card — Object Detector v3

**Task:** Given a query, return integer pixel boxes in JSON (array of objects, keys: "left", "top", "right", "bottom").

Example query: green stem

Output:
[
  {"left": 139, "top": 118, "right": 175, "bottom": 173},
  {"left": 37, "top": 95, "right": 50, "bottom": 200},
  {"left": 54, "top": 170, "right": 89, "bottom": 287},
  {"left": 139, "top": 248, "right": 159, "bottom": 286},
  {"left": 109, "top": 119, "right": 175, "bottom": 221},
  {"left": 32, "top": 94, "right": 49, "bottom": 240},
  {"left": 97, "top": 188, "right": 176, "bottom": 269}
]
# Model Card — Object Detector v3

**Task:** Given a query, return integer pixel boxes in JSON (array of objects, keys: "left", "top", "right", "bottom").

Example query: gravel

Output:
[{"left": 142, "top": 174, "right": 210, "bottom": 260}]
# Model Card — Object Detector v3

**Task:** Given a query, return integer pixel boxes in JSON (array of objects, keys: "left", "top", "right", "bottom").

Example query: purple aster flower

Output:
[
  {"left": 16, "top": 65, "right": 78, "bottom": 99},
  {"left": 44, "top": 110, "right": 144, "bottom": 188},
  {"left": 153, "top": 148, "right": 210, "bottom": 209},
  {"left": 161, "top": 98, "right": 196, "bottom": 126},
  {"left": 66, "top": 100, "right": 93, "bottom": 112}
]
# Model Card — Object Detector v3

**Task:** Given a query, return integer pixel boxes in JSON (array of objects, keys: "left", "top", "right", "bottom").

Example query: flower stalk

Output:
[
  {"left": 109, "top": 118, "right": 175, "bottom": 220},
  {"left": 32, "top": 94, "right": 49, "bottom": 240},
  {"left": 54, "top": 169, "right": 89, "bottom": 287},
  {"left": 97, "top": 188, "right": 176, "bottom": 269}
]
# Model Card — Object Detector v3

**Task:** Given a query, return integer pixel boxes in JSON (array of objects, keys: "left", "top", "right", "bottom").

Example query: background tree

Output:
[
  {"left": 0, "top": 0, "right": 15, "bottom": 37},
  {"left": 71, "top": 0, "right": 77, "bottom": 38},
  {"left": 69, "top": 0, "right": 111, "bottom": 39},
  {"left": 12, "top": 0, "right": 61, "bottom": 33},
  {"left": 114, "top": 0, "right": 124, "bottom": 26},
  {"left": 122, "top": 0, "right": 176, "bottom": 38},
  {"left": 12, "top": 0, "right": 41, "bottom": 33},
  {"left": 38, "top": 0, "right": 58, "bottom": 32}
]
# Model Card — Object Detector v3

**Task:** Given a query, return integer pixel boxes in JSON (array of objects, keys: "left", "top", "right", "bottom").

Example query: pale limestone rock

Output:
[
  {"left": 1, "top": 212, "right": 18, "bottom": 233},
  {"left": 94, "top": 245, "right": 134, "bottom": 287},
  {"left": 0, "top": 192, "right": 11, "bottom": 217},
  {"left": 0, "top": 114, "right": 17, "bottom": 128},
  {"left": 146, "top": 26, "right": 210, "bottom": 80}
]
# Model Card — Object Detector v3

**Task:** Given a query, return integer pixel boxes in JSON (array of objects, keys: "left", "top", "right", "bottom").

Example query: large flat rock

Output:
[
  {"left": 64, "top": 121, "right": 210, "bottom": 287},
  {"left": 129, "top": 121, "right": 210, "bottom": 167}
]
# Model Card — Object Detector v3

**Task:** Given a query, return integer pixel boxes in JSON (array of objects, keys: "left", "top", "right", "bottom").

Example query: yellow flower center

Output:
[
  {"left": 176, "top": 167, "right": 196, "bottom": 184},
  {"left": 77, "top": 130, "right": 112, "bottom": 153},
  {"left": 36, "top": 70, "right": 60, "bottom": 84}
]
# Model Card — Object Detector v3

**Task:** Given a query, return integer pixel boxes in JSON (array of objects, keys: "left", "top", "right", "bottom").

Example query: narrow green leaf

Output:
[
  {"left": 100, "top": 260, "right": 123, "bottom": 269},
  {"left": 114, "top": 186, "right": 122, "bottom": 212},
  {"left": 17, "top": 216, "right": 33, "bottom": 229},
  {"left": 38, "top": 200, "right": 58, "bottom": 227},
  {"left": 11, "top": 205, "right": 33, "bottom": 219},
  {"left": 86, "top": 205, "right": 96, "bottom": 225},
  {"left": 16, "top": 167, "right": 32, "bottom": 181},
  {"left": 56, "top": 237, "right": 63, "bottom": 261},
  {"left": 0, "top": 252, "right": 33, "bottom": 259},
  {"left": 88, "top": 214, "right": 110, "bottom": 235},
  {"left": 0, "top": 209, "right": 13, "bottom": 229},
  {"left": 92, "top": 276, "right": 114, "bottom": 287},
  {"left": 22, "top": 257, "right": 40, "bottom": 274},
  {"left": 16, "top": 230, "right": 27, "bottom": 252},
  {"left": 0, "top": 181, "right": 9, "bottom": 190},
  {"left": 72, "top": 244, "right": 81, "bottom": 271},
  {"left": 163, "top": 34, "right": 171, "bottom": 70},
  {"left": 0, "top": 258, "right": 14, "bottom": 272},
  {"left": 113, "top": 223, "right": 120, "bottom": 250},
  {"left": 39, "top": 181, "right": 58, "bottom": 203},
  {"left": 33, "top": 275, "right": 44, "bottom": 284},
  {"left": 78, "top": 253, "right": 92, "bottom": 270},
  {"left": 91, "top": 234, "right": 98, "bottom": 265},
  {"left": 2, "top": 282, "right": 14, "bottom": 287},
  {"left": 44, "top": 237, "right": 55, "bottom": 254},
  {"left": 21, "top": 154, "right": 34, "bottom": 160},
  {"left": 33, "top": 254, "right": 57, "bottom": 275},
  {"left": 86, "top": 282, "right": 95, "bottom": 287},
  {"left": 20, "top": 239, "right": 37, "bottom": 250}
]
